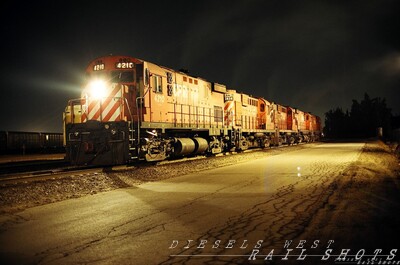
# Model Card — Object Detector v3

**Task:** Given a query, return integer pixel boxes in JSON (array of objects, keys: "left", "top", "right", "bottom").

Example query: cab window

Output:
[{"left": 111, "top": 70, "right": 134, "bottom": 83}]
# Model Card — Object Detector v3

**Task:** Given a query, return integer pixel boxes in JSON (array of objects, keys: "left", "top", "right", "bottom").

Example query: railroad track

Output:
[
  {"left": 0, "top": 163, "right": 103, "bottom": 185},
  {"left": 0, "top": 159, "right": 68, "bottom": 175}
]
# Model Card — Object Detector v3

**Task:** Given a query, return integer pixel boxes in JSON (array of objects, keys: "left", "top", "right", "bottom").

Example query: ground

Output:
[
  {"left": 294, "top": 141, "right": 400, "bottom": 262},
  {"left": 0, "top": 140, "right": 399, "bottom": 265}
]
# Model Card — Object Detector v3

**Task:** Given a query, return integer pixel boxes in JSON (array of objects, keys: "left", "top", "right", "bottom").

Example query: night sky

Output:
[{"left": 1, "top": 0, "right": 399, "bottom": 132}]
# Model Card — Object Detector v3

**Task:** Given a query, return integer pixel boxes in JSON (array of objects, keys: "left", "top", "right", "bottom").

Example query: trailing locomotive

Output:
[{"left": 64, "top": 55, "right": 321, "bottom": 165}]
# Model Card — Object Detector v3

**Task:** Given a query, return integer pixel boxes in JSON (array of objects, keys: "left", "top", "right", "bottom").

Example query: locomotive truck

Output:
[{"left": 64, "top": 55, "right": 321, "bottom": 166}]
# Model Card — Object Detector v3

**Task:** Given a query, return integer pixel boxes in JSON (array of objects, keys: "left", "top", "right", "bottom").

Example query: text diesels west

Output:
[{"left": 63, "top": 55, "right": 321, "bottom": 166}]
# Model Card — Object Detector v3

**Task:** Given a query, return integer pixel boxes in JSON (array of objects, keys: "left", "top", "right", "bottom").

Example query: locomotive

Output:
[{"left": 63, "top": 55, "right": 321, "bottom": 166}]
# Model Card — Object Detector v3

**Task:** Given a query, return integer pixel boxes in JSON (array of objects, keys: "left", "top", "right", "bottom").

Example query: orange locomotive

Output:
[{"left": 63, "top": 55, "right": 321, "bottom": 165}]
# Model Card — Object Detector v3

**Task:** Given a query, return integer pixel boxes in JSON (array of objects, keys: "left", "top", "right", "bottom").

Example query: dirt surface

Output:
[
  {"left": 288, "top": 140, "right": 400, "bottom": 264},
  {"left": 0, "top": 144, "right": 315, "bottom": 214}
]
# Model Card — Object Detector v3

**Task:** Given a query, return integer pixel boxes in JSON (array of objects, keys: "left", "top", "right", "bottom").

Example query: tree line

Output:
[{"left": 324, "top": 93, "right": 398, "bottom": 139}]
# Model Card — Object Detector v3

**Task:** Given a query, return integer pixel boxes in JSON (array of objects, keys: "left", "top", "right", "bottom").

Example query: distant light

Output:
[
  {"left": 297, "top": 166, "right": 301, "bottom": 171},
  {"left": 88, "top": 79, "right": 107, "bottom": 99},
  {"left": 297, "top": 173, "right": 301, "bottom": 177}
]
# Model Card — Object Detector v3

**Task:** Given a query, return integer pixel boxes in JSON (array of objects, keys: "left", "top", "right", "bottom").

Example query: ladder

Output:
[
  {"left": 128, "top": 123, "right": 138, "bottom": 160},
  {"left": 230, "top": 129, "right": 236, "bottom": 149},
  {"left": 230, "top": 128, "right": 241, "bottom": 150}
]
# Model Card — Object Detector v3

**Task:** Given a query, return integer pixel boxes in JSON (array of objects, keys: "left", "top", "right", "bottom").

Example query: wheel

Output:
[{"left": 262, "top": 139, "right": 271, "bottom": 148}]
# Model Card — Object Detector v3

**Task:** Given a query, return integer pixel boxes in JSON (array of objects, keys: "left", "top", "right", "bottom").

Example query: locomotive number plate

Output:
[
  {"left": 116, "top": 62, "right": 134, "bottom": 69},
  {"left": 224, "top": 94, "right": 234, "bottom": 101}
]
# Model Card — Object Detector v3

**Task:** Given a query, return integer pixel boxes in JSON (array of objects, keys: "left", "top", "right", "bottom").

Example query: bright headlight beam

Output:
[{"left": 88, "top": 79, "right": 107, "bottom": 100}]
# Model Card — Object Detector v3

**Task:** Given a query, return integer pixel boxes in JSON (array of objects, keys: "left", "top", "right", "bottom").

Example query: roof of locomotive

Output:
[
  {"left": 88, "top": 55, "right": 208, "bottom": 81},
  {"left": 85, "top": 55, "right": 320, "bottom": 120},
  {"left": 85, "top": 55, "right": 144, "bottom": 72}
]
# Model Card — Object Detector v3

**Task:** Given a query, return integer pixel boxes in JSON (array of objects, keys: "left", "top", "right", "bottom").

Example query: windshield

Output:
[{"left": 111, "top": 70, "right": 134, "bottom": 83}]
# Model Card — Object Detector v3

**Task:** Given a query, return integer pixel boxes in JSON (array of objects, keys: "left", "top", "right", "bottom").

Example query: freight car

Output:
[
  {"left": 64, "top": 55, "right": 321, "bottom": 166},
  {"left": 0, "top": 131, "right": 64, "bottom": 154}
]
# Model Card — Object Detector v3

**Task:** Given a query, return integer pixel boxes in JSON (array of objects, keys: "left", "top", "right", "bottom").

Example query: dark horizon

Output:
[{"left": 1, "top": 0, "right": 399, "bottom": 132}]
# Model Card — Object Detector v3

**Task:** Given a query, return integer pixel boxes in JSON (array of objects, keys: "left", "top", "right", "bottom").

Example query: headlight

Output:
[{"left": 88, "top": 79, "right": 107, "bottom": 100}]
